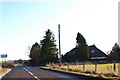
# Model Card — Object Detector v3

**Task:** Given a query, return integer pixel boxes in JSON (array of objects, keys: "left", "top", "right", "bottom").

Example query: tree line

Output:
[{"left": 27, "top": 29, "right": 120, "bottom": 66}]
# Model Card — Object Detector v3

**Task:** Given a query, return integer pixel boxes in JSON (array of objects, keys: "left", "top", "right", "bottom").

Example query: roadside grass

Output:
[
  {"left": 0, "top": 68, "right": 11, "bottom": 78},
  {"left": 0, "top": 61, "right": 13, "bottom": 63},
  {"left": 40, "top": 63, "right": 120, "bottom": 80}
]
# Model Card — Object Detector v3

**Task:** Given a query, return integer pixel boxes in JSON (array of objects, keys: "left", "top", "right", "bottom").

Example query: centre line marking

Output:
[{"left": 24, "top": 68, "right": 40, "bottom": 80}]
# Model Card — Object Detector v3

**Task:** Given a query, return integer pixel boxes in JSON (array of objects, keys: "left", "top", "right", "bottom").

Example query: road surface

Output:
[
  {"left": 1, "top": 66, "right": 81, "bottom": 80},
  {"left": 1, "top": 65, "right": 110, "bottom": 80}
]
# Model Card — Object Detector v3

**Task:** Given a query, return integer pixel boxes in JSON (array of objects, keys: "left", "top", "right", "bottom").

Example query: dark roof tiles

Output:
[
  {"left": 89, "top": 45, "right": 108, "bottom": 57},
  {"left": 67, "top": 45, "right": 108, "bottom": 58}
]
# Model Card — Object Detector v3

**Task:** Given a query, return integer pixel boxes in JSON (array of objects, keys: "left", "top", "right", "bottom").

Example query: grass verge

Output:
[
  {"left": 0, "top": 67, "right": 11, "bottom": 78},
  {"left": 40, "top": 66, "right": 120, "bottom": 80}
]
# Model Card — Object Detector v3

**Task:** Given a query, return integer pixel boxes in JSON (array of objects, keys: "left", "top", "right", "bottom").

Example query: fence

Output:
[{"left": 47, "top": 62, "right": 120, "bottom": 77}]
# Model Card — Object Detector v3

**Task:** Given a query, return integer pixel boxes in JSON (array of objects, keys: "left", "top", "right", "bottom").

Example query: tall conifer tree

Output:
[
  {"left": 109, "top": 43, "right": 120, "bottom": 61},
  {"left": 40, "top": 29, "right": 58, "bottom": 64},
  {"left": 75, "top": 32, "right": 89, "bottom": 61},
  {"left": 29, "top": 42, "right": 41, "bottom": 66}
]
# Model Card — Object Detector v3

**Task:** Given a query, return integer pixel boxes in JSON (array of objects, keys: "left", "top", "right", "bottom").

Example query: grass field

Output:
[
  {"left": 62, "top": 63, "right": 120, "bottom": 74},
  {"left": 0, "top": 61, "right": 13, "bottom": 63},
  {"left": 42, "top": 63, "right": 120, "bottom": 80}
]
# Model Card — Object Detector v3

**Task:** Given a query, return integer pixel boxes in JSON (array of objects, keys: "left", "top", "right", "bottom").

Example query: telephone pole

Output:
[{"left": 58, "top": 24, "right": 62, "bottom": 64}]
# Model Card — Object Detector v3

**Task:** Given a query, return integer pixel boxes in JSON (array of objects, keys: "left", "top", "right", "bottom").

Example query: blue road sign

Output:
[{"left": 1, "top": 54, "right": 7, "bottom": 58}]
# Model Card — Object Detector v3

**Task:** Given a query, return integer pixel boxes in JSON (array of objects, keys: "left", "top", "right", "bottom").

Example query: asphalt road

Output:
[
  {"left": 1, "top": 66, "right": 111, "bottom": 80},
  {"left": 1, "top": 66, "right": 81, "bottom": 80}
]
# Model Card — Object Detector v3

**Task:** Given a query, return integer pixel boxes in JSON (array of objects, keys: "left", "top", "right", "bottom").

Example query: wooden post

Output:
[
  {"left": 58, "top": 24, "right": 62, "bottom": 65},
  {"left": 83, "top": 63, "right": 85, "bottom": 72},
  {"left": 113, "top": 63, "right": 116, "bottom": 72},
  {"left": 95, "top": 63, "right": 97, "bottom": 73}
]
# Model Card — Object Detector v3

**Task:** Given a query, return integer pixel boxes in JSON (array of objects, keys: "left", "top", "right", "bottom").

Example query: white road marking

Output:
[
  {"left": 34, "top": 76, "right": 40, "bottom": 80},
  {"left": 0, "top": 69, "right": 11, "bottom": 78},
  {"left": 24, "top": 68, "right": 40, "bottom": 80}
]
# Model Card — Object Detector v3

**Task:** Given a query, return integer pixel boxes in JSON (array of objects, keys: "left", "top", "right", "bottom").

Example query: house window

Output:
[
  {"left": 73, "top": 51, "right": 75, "bottom": 54},
  {"left": 91, "top": 50, "right": 95, "bottom": 53}
]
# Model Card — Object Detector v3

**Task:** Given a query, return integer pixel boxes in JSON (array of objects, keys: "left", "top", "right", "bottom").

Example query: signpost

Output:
[
  {"left": 0, "top": 54, "right": 7, "bottom": 68},
  {"left": 1, "top": 54, "right": 7, "bottom": 58}
]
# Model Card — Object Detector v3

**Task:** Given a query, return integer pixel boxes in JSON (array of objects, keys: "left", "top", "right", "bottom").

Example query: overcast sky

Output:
[{"left": 0, "top": 0, "right": 119, "bottom": 60}]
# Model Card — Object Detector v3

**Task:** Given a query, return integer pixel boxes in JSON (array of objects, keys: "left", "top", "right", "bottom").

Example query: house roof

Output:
[
  {"left": 67, "top": 45, "right": 108, "bottom": 58},
  {"left": 88, "top": 45, "right": 108, "bottom": 58},
  {"left": 68, "top": 48, "right": 77, "bottom": 55}
]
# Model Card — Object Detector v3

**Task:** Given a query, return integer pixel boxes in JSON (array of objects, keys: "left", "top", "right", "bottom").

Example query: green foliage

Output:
[
  {"left": 63, "top": 32, "right": 89, "bottom": 62},
  {"left": 109, "top": 43, "right": 120, "bottom": 61},
  {"left": 76, "top": 32, "right": 86, "bottom": 46},
  {"left": 17, "top": 59, "right": 24, "bottom": 65},
  {"left": 40, "top": 29, "right": 58, "bottom": 64},
  {"left": 29, "top": 42, "right": 41, "bottom": 66},
  {"left": 75, "top": 32, "right": 89, "bottom": 61}
]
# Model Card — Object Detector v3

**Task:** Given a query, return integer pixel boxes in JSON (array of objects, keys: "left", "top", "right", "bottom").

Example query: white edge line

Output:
[{"left": 0, "top": 69, "right": 11, "bottom": 78}]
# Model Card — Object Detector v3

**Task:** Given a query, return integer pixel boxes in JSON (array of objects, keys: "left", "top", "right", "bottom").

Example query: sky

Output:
[{"left": 0, "top": 0, "right": 119, "bottom": 60}]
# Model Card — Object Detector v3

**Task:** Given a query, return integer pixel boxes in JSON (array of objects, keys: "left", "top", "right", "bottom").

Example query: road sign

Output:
[{"left": 1, "top": 54, "right": 7, "bottom": 58}]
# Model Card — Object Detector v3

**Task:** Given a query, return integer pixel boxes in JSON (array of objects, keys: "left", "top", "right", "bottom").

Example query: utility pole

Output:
[{"left": 58, "top": 24, "right": 62, "bottom": 64}]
